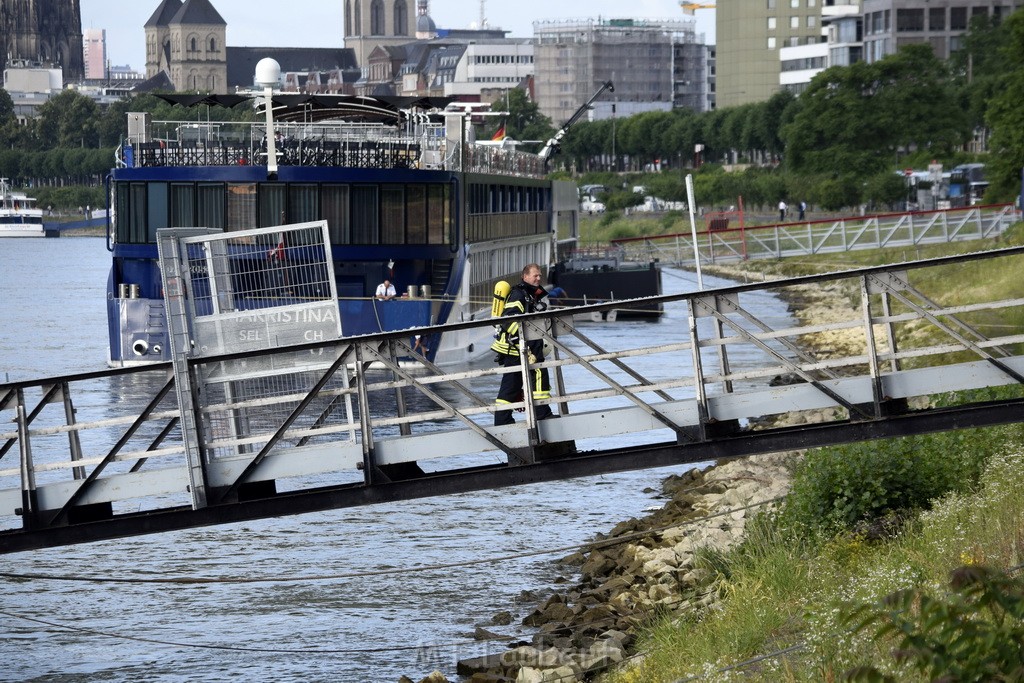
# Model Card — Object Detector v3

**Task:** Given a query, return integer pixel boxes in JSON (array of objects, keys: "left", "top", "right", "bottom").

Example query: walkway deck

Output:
[{"left": 3, "top": 246, "right": 1024, "bottom": 553}]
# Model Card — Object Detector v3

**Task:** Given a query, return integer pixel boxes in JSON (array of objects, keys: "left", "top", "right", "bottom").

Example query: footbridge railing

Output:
[
  {"left": 3, "top": 246, "right": 1024, "bottom": 552},
  {"left": 612, "top": 203, "right": 1021, "bottom": 266}
]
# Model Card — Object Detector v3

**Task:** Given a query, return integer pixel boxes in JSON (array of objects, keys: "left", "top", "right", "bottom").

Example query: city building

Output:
[
  {"left": 674, "top": 40, "right": 715, "bottom": 111},
  {"left": 226, "top": 48, "right": 360, "bottom": 92},
  {"left": 861, "top": 0, "right": 1024, "bottom": 62},
  {"left": 143, "top": 0, "right": 358, "bottom": 93},
  {"left": 2, "top": 64, "right": 64, "bottom": 122},
  {"left": 717, "top": 0, "right": 837, "bottom": 108},
  {"left": 778, "top": 1, "right": 1022, "bottom": 95},
  {"left": 83, "top": 28, "right": 107, "bottom": 80},
  {"left": 779, "top": 42, "right": 829, "bottom": 95},
  {"left": 0, "top": 0, "right": 84, "bottom": 82},
  {"left": 779, "top": 3, "right": 860, "bottom": 94},
  {"left": 533, "top": 18, "right": 700, "bottom": 125},
  {"left": 444, "top": 40, "right": 533, "bottom": 98}
]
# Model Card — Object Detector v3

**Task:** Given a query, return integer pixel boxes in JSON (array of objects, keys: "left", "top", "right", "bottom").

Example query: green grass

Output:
[
  {"left": 606, "top": 445, "right": 1024, "bottom": 683},
  {"left": 600, "top": 222, "right": 1024, "bottom": 683}
]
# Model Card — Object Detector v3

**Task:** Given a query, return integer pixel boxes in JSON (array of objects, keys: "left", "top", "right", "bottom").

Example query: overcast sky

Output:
[{"left": 79, "top": 0, "right": 715, "bottom": 70}]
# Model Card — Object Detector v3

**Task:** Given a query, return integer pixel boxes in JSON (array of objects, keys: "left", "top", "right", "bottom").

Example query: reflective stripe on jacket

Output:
[{"left": 490, "top": 286, "right": 533, "bottom": 357}]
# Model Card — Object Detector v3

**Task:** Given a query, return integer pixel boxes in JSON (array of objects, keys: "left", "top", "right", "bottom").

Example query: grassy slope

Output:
[{"left": 602, "top": 224, "right": 1024, "bottom": 682}]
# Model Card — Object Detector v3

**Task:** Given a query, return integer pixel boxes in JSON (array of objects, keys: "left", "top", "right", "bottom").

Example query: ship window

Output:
[
  {"left": 117, "top": 182, "right": 148, "bottom": 244},
  {"left": 321, "top": 184, "right": 350, "bottom": 244},
  {"left": 147, "top": 182, "right": 169, "bottom": 242},
  {"left": 469, "top": 183, "right": 485, "bottom": 214},
  {"left": 427, "top": 184, "right": 445, "bottom": 244},
  {"left": 196, "top": 183, "right": 226, "bottom": 231},
  {"left": 226, "top": 183, "right": 257, "bottom": 232},
  {"left": 351, "top": 185, "right": 379, "bottom": 243},
  {"left": 170, "top": 183, "right": 194, "bottom": 227},
  {"left": 260, "top": 184, "right": 286, "bottom": 227},
  {"left": 381, "top": 185, "right": 405, "bottom": 244},
  {"left": 289, "top": 184, "right": 319, "bottom": 224},
  {"left": 407, "top": 184, "right": 427, "bottom": 243},
  {"left": 129, "top": 183, "right": 147, "bottom": 243}
]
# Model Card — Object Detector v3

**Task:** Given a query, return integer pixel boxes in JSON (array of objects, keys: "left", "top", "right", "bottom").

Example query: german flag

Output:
[{"left": 491, "top": 124, "right": 506, "bottom": 142}]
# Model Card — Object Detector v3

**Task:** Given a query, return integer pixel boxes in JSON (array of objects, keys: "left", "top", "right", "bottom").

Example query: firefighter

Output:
[{"left": 491, "top": 263, "right": 556, "bottom": 426}]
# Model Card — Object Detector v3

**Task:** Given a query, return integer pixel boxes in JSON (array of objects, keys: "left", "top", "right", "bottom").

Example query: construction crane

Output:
[
  {"left": 538, "top": 81, "right": 614, "bottom": 165},
  {"left": 680, "top": 1, "right": 715, "bottom": 14}
]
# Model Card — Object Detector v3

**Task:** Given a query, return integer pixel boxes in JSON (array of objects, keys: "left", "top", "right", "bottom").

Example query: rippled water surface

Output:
[{"left": 0, "top": 237, "right": 794, "bottom": 681}]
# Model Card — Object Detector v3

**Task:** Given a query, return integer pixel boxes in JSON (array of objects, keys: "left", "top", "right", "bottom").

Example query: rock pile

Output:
[
  {"left": 403, "top": 264, "right": 862, "bottom": 683},
  {"left": 445, "top": 451, "right": 795, "bottom": 683}
]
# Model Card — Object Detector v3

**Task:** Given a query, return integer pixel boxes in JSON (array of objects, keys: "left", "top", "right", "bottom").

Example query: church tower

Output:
[
  {"left": 0, "top": 0, "right": 84, "bottom": 82},
  {"left": 144, "top": 0, "right": 226, "bottom": 92},
  {"left": 344, "top": 0, "right": 415, "bottom": 67},
  {"left": 144, "top": 0, "right": 182, "bottom": 80},
  {"left": 167, "top": 0, "right": 227, "bottom": 92}
]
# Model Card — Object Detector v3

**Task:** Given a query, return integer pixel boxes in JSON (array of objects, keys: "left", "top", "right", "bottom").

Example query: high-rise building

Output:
[
  {"left": 0, "top": 0, "right": 84, "bottom": 82},
  {"left": 83, "top": 28, "right": 107, "bottom": 80},
  {"left": 717, "top": 0, "right": 839, "bottom": 107}
]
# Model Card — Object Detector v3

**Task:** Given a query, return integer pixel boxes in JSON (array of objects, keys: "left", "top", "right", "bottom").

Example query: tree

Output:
[
  {"left": 950, "top": 13, "right": 1012, "bottom": 132},
  {"left": 784, "top": 46, "right": 968, "bottom": 177},
  {"left": 864, "top": 170, "right": 908, "bottom": 210},
  {"left": 0, "top": 88, "right": 15, "bottom": 124},
  {"left": 493, "top": 88, "right": 553, "bottom": 150},
  {"left": 984, "top": 10, "right": 1024, "bottom": 199},
  {"left": 36, "top": 90, "right": 100, "bottom": 148}
]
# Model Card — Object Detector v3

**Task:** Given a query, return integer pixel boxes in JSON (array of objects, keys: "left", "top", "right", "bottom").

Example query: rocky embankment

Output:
[{"left": 403, "top": 265, "right": 867, "bottom": 683}]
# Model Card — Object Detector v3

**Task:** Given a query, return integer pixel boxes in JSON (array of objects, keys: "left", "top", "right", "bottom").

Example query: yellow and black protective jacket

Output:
[{"left": 490, "top": 282, "right": 547, "bottom": 358}]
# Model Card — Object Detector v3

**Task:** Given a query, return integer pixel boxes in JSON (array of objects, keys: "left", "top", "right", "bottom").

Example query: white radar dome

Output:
[{"left": 255, "top": 58, "right": 281, "bottom": 87}]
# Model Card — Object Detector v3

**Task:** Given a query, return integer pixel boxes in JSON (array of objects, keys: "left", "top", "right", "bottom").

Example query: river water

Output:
[{"left": 0, "top": 237, "right": 794, "bottom": 682}]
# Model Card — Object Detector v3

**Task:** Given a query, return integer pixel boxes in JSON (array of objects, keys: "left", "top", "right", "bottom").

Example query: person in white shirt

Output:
[
  {"left": 778, "top": 200, "right": 787, "bottom": 222},
  {"left": 375, "top": 279, "right": 396, "bottom": 300}
]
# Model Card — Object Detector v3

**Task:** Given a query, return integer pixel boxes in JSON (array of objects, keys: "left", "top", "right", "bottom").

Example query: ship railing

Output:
[
  {"left": 126, "top": 137, "right": 431, "bottom": 170},
  {"left": 124, "top": 120, "right": 449, "bottom": 171},
  {"left": 462, "top": 143, "right": 546, "bottom": 178}
]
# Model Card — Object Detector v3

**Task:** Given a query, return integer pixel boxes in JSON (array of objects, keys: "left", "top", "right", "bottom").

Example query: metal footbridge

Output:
[
  {"left": 3, "top": 240, "right": 1024, "bottom": 554},
  {"left": 612, "top": 203, "right": 1020, "bottom": 266}
]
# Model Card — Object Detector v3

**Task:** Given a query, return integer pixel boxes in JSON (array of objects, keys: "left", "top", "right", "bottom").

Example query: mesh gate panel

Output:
[{"left": 159, "top": 222, "right": 354, "bottom": 500}]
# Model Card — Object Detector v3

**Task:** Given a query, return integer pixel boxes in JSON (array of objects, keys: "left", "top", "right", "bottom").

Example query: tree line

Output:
[
  {"left": 2, "top": 11, "right": 1023, "bottom": 213},
  {"left": 557, "top": 11, "right": 1024, "bottom": 209},
  {"left": 0, "top": 90, "right": 253, "bottom": 191}
]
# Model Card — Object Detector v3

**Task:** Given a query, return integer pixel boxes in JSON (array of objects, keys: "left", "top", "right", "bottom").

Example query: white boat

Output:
[{"left": 0, "top": 179, "right": 45, "bottom": 237}]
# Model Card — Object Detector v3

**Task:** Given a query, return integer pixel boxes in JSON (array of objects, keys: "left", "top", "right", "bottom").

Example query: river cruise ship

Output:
[
  {"left": 106, "top": 74, "right": 579, "bottom": 367},
  {"left": 0, "top": 179, "right": 45, "bottom": 238}
]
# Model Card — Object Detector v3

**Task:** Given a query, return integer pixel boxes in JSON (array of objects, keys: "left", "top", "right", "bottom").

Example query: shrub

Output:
[
  {"left": 843, "top": 565, "right": 1024, "bottom": 682},
  {"left": 780, "top": 424, "right": 1002, "bottom": 541}
]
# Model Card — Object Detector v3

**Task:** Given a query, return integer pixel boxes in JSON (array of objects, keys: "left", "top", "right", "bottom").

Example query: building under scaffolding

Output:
[{"left": 532, "top": 18, "right": 711, "bottom": 126}]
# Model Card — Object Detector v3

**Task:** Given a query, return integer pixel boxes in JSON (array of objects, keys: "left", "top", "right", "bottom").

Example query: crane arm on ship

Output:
[{"left": 537, "top": 80, "right": 614, "bottom": 165}]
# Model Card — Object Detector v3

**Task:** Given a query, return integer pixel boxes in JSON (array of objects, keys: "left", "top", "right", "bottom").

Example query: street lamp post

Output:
[{"left": 611, "top": 103, "right": 616, "bottom": 172}]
